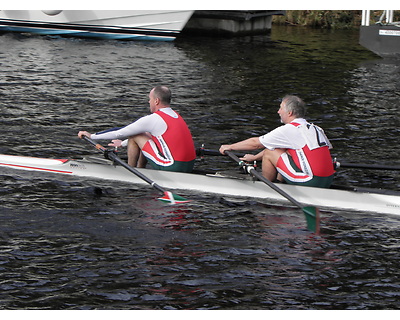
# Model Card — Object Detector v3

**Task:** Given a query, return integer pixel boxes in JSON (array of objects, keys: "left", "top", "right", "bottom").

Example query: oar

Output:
[
  {"left": 197, "top": 147, "right": 235, "bottom": 157},
  {"left": 81, "top": 136, "right": 190, "bottom": 204},
  {"left": 197, "top": 147, "right": 400, "bottom": 171},
  {"left": 224, "top": 150, "right": 320, "bottom": 234},
  {"left": 336, "top": 160, "right": 400, "bottom": 171}
]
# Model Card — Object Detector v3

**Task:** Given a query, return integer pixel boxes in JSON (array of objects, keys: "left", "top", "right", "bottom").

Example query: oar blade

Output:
[
  {"left": 158, "top": 191, "right": 191, "bottom": 204},
  {"left": 302, "top": 206, "right": 320, "bottom": 234}
]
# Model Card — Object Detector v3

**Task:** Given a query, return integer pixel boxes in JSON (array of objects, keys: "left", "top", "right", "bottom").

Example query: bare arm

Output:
[
  {"left": 219, "top": 137, "right": 264, "bottom": 155},
  {"left": 240, "top": 150, "right": 264, "bottom": 162}
]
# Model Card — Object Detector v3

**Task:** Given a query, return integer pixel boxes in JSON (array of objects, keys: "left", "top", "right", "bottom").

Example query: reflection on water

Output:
[{"left": 0, "top": 26, "right": 399, "bottom": 309}]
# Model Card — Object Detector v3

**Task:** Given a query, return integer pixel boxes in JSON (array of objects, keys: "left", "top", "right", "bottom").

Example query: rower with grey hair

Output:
[{"left": 219, "top": 95, "right": 335, "bottom": 188}]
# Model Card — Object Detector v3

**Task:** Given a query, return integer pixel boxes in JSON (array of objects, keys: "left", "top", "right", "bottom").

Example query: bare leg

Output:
[
  {"left": 261, "top": 148, "right": 286, "bottom": 181},
  {"left": 137, "top": 152, "right": 147, "bottom": 168},
  {"left": 127, "top": 133, "right": 152, "bottom": 167},
  {"left": 127, "top": 139, "right": 141, "bottom": 167}
]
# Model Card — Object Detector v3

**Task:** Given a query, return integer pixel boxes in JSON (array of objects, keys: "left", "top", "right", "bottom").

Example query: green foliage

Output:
[
  {"left": 273, "top": 10, "right": 400, "bottom": 29},
  {"left": 273, "top": 10, "right": 362, "bottom": 29}
]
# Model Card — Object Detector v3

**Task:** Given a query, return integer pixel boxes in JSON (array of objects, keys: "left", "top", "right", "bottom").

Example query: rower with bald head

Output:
[{"left": 79, "top": 86, "right": 196, "bottom": 173}]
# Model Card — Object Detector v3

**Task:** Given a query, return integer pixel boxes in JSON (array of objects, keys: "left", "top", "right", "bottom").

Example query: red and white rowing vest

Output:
[
  {"left": 277, "top": 122, "right": 335, "bottom": 182},
  {"left": 142, "top": 110, "right": 196, "bottom": 166}
]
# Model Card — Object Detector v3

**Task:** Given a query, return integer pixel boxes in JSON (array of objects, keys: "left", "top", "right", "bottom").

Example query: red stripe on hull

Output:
[{"left": 0, "top": 163, "right": 73, "bottom": 174}]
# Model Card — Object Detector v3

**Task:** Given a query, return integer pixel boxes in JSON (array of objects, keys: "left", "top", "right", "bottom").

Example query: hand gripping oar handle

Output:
[
  {"left": 82, "top": 136, "right": 189, "bottom": 204},
  {"left": 225, "top": 150, "right": 320, "bottom": 234}
]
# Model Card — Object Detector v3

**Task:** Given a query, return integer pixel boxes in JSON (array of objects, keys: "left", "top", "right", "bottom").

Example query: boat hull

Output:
[
  {"left": 1, "top": 154, "right": 400, "bottom": 215},
  {"left": 0, "top": 10, "right": 194, "bottom": 41},
  {"left": 360, "top": 24, "right": 400, "bottom": 57}
]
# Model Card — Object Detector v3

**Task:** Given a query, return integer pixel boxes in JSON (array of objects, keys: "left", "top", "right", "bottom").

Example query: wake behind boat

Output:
[
  {"left": 0, "top": 10, "right": 194, "bottom": 41},
  {"left": 1, "top": 153, "right": 399, "bottom": 216}
]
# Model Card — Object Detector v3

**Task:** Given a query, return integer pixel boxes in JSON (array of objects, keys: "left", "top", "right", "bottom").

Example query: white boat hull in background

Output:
[{"left": 0, "top": 10, "right": 195, "bottom": 41}]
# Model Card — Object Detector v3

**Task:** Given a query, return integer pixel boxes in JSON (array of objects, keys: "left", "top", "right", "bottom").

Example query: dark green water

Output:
[{"left": 0, "top": 26, "right": 399, "bottom": 309}]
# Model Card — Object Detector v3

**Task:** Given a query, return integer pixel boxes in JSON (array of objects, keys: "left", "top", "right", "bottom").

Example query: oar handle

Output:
[
  {"left": 82, "top": 135, "right": 108, "bottom": 153},
  {"left": 197, "top": 147, "right": 245, "bottom": 158},
  {"left": 223, "top": 150, "right": 246, "bottom": 167}
]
